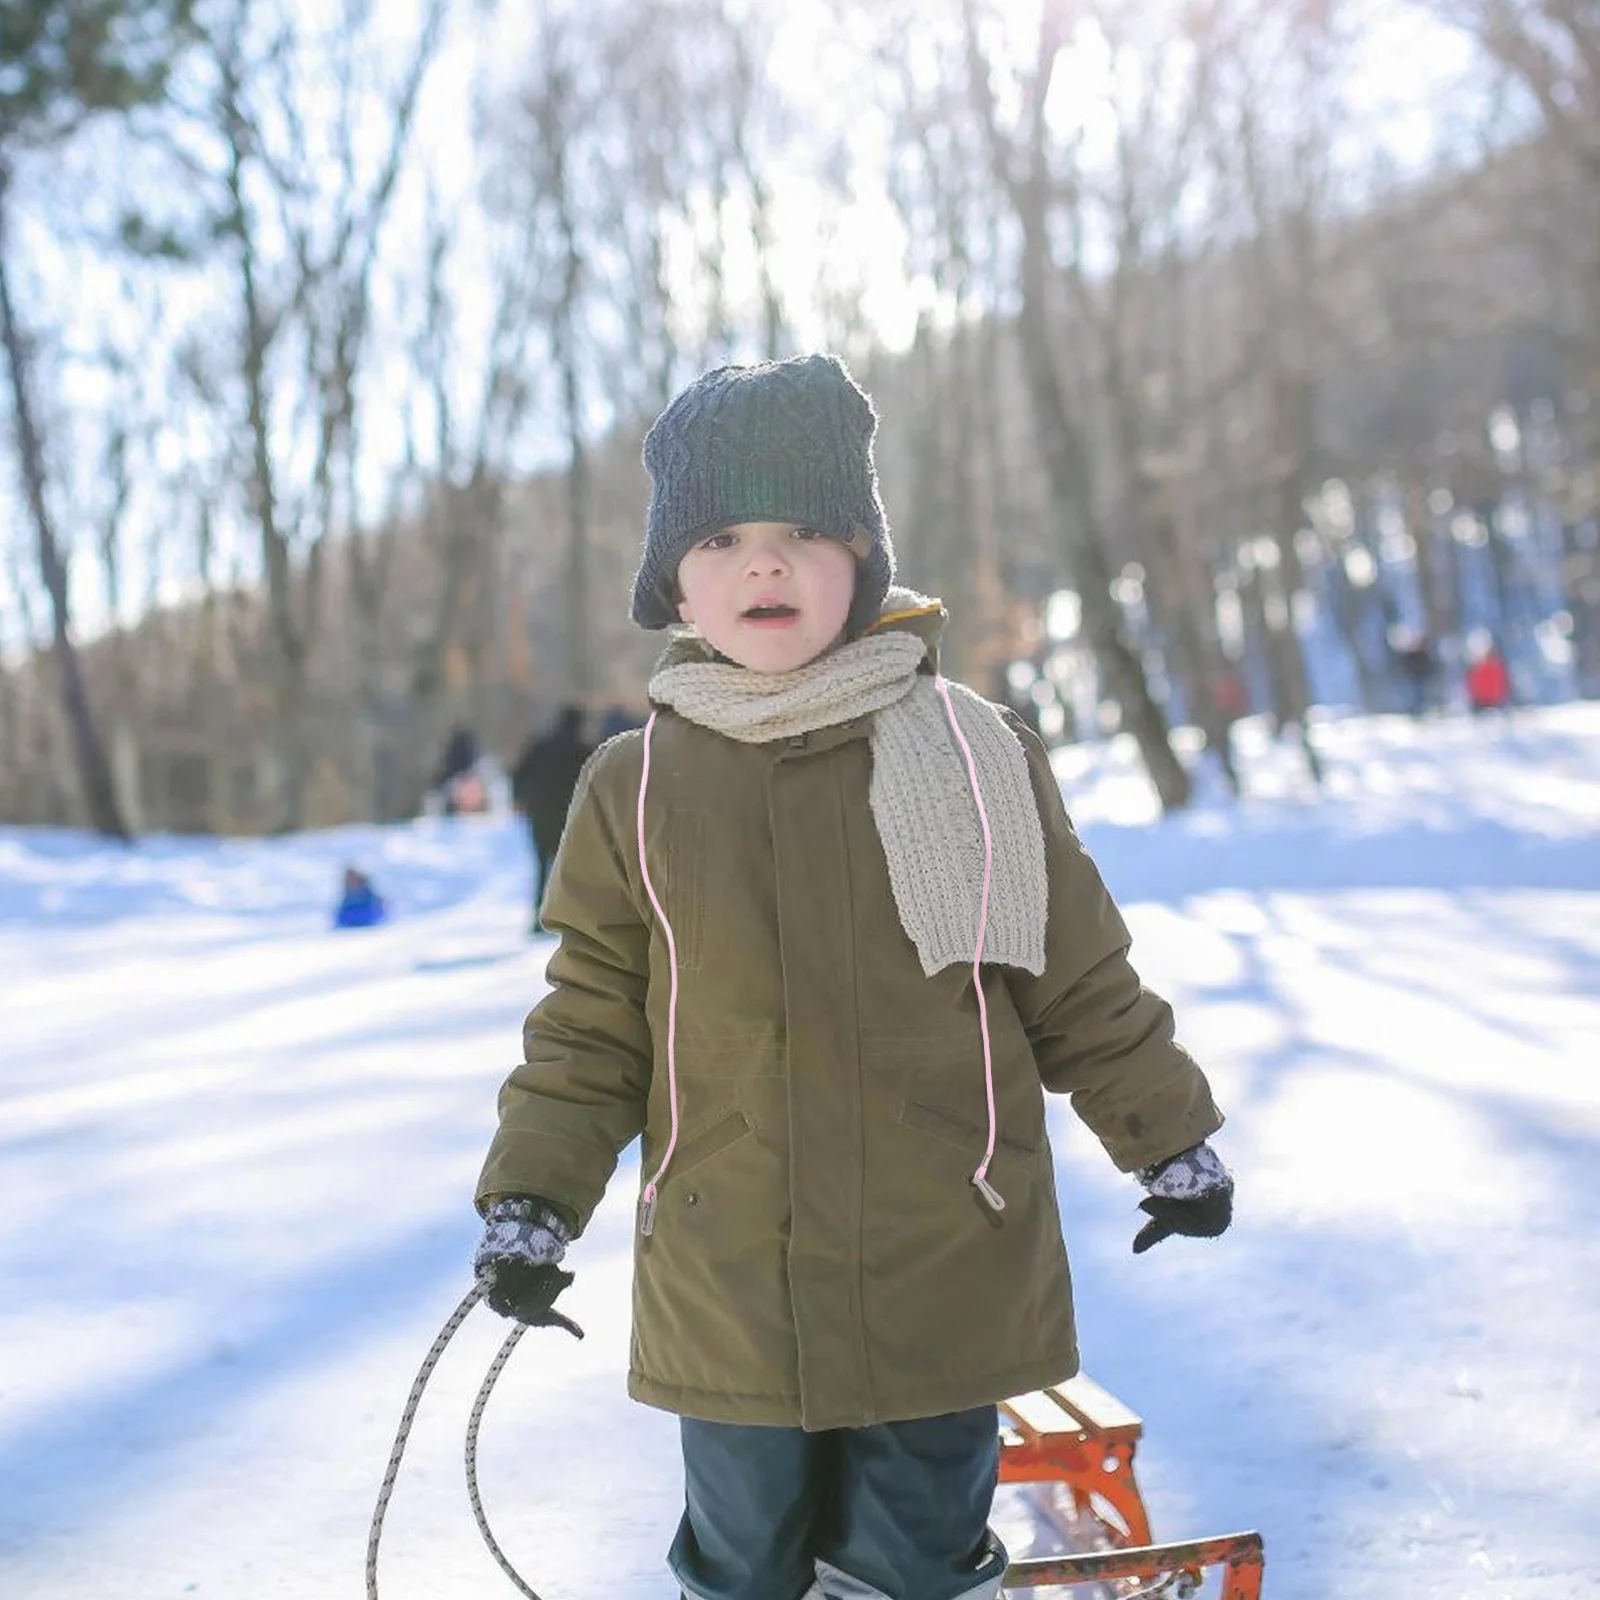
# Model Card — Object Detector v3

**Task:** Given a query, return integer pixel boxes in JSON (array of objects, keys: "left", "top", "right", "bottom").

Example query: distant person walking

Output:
[
  {"left": 1391, "top": 630, "right": 1436, "bottom": 717},
  {"left": 1207, "top": 669, "right": 1249, "bottom": 796},
  {"left": 598, "top": 704, "right": 645, "bottom": 740},
  {"left": 432, "top": 724, "right": 486, "bottom": 815},
  {"left": 510, "top": 705, "right": 594, "bottom": 931}
]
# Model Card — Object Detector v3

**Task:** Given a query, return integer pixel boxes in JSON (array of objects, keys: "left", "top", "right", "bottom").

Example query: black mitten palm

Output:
[
  {"left": 1132, "top": 1142, "right": 1234, "bottom": 1254},
  {"left": 474, "top": 1196, "right": 575, "bottom": 1324}
]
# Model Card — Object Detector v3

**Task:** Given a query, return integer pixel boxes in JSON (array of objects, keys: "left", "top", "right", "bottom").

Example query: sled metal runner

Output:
[
  {"left": 1002, "top": 1531, "right": 1265, "bottom": 1596},
  {"left": 997, "top": 1379, "right": 1265, "bottom": 1597}
]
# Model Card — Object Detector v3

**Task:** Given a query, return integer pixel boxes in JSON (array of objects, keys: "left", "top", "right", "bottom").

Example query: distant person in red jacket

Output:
[{"left": 1464, "top": 634, "right": 1512, "bottom": 715}]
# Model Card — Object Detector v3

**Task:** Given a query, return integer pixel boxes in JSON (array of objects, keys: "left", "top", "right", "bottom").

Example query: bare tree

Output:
[
  {"left": 524, "top": 19, "right": 596, "bottom": 701},
  {"left": 477, "top": 0, "right": 807, "bottom": 710},
  {"left": 1441, "top": 2, "right": 1600, "bottom": 183},
  {"left": 956, "top": 0, "right": 1193, "bottom": 808},
  {"left": 0, "top": 0, "right": 199, "bottom": 837},
  {"left": 1203, "top": 0, "right": 1353, "bottom": 776},
  {"left": 1437, "top": 4, "right": 1600, "bottom": 476},
  {"left": 388, "top": 176, "right": 546, "bottom": 803},
  {"left": 193, "top": 0, "right": 444, "bottom": 829}
]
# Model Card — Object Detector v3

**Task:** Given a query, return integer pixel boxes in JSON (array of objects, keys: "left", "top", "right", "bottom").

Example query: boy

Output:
[{"left": 473, "top": 353, "right": 1232, "bottom": 1600}]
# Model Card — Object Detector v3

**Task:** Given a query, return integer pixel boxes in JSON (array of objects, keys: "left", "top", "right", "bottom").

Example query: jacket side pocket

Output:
[
  {"left": 668, "top": 1108, "right": 753, "bottom": 1176},
  {"left": 898, "top": 1096, "right": 1040, "bottom": 1162}
]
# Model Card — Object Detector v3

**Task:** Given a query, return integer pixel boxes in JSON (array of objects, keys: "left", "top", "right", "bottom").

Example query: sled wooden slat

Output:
[
  {"left": 1047, "top": 1373, "right": 1143, "bottom": 1442},
  {"left": 1001, "top": 1387, "right": 1081, "bottom": 1441}
]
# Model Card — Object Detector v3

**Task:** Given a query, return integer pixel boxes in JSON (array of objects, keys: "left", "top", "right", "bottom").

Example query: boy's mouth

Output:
[{"left": 742, "top": 604, "right": 798, "bottom": 623}]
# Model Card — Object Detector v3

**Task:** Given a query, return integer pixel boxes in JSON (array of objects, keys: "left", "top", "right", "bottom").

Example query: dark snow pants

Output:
[
  {"left": 527, "top": 817, "right": 561, "bottom": 929},
  {"left": 669, "top": 1405, "right": 1009, "bottom": 1600}
]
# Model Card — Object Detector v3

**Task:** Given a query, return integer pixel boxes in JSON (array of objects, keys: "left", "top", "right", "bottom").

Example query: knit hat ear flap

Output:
[{"left": 632, "top": 353, "right": 896, "bottom": 631}]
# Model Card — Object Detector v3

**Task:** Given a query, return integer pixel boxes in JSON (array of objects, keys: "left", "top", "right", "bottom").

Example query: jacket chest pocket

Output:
[{"left": 664, "top": 808, "right": 706, "bottom": 971}]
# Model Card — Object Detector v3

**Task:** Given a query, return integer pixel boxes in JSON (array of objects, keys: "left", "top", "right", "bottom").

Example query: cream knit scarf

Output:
[{"left": 648, "top": 596, "right": 1048, "bottom": 976}]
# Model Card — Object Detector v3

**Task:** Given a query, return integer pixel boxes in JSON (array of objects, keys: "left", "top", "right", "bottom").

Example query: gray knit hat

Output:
[{"left": 631, "top": 353, "right": 895, "bottom": 635}]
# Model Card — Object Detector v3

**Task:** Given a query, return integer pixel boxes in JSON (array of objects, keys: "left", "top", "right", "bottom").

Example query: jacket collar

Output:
[{"left": 859, "top": 586, "right": 946, "bottom": 673}]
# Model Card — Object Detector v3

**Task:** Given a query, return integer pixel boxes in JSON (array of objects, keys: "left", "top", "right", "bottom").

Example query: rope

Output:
[
  {"left": 465, "top": 1310, "right": 582, "bottom": 1595},
  {"left": 366, "top": 1282, "right": 583, "bottom": 1600}
]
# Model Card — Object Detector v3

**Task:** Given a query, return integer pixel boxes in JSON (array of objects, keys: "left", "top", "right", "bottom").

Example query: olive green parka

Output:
[{"left": 477, "top": 606, "right": 1222, "bottom": 1431}]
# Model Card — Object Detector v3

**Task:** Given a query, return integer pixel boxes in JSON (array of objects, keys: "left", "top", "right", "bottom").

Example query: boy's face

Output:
[{"left": 676, "top": 520, "right": 859, "bottom": 673}]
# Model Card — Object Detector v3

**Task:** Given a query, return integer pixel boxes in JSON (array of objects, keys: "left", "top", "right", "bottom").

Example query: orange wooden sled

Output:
[{"left": 998, "top": 1377, "right": 1264, "bottom": 1596}]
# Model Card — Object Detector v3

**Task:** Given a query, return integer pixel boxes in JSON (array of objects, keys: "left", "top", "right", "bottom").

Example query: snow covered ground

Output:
[{"left": 2, "top": 704, "right": 1598, "bottom": 1600}]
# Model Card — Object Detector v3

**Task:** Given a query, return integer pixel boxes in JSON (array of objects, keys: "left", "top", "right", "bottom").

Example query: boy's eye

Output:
[
  {"left": 700, "top": 531, "right": 737, "bottom": 550},
  {"left": 791, "top": 526, "right": 823, "bottom": 541}
]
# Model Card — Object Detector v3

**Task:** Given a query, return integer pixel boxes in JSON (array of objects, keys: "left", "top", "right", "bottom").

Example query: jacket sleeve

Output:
[
  {"left": 1000, "top": 715, "right": 1223, "bottom": 1173},
  {"left": 476, "top": 742, "right": 654, "bottom": 1232}
]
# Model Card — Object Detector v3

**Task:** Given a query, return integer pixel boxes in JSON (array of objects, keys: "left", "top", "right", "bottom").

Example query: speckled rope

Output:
[
  {"left": 366, "top": 1283, "right": 583, "bottom": 1600},
  {"left": 465, "top": 1304, "right": 582, "bottom": 1596}
]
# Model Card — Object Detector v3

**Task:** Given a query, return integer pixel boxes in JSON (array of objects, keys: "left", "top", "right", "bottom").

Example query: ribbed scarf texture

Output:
[{"left": 648, "top": 597, "right": 1048, "bottom": 976}]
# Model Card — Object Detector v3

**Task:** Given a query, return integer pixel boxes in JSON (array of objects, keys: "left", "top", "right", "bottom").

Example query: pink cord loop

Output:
[
  {"left": 636, "top": 691, "right": 1003, "bottom": 1226},
  {"left": 933, "top": 675, "right": 1005, "bottom": 1214},
  {"left": 635, "top": 712, "right": 682, "bottom": 1237}
]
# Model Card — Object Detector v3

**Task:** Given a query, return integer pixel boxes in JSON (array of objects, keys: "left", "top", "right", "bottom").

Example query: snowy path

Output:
[{"left": 2, "top": 707, "right": 1599, "bottom": 1599}]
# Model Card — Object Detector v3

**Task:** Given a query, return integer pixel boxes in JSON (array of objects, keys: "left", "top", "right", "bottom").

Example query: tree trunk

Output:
[
  {"left": 956, "top": 0, "right": 1189, "bottom": 811},
  {"left": 1012, "top": 295, "right": 1190, "bottom": 811},
  {"left": 222, "top": 80, "right": 310, "bottom": 831},
  {"left": 1151, "top": 513, "right": 1240, "bottom": 797},
  {"left": 1405, "top": 476, "right": 1455, "bottom": 643},
  {"left": 0, "top": 166, "right": 130, "bottom": 840},
  {"left": 561, "top": 401, "right": 592, "bottom": 700},
  {"left": 267, "top": 642, "right": 309, "bottom": 832},
  {"left": 1267, "top": 475, "right": 1315, "bottom": 719},
  {"left": 548, "top": 77, "right": 592, "bottom": 702}
]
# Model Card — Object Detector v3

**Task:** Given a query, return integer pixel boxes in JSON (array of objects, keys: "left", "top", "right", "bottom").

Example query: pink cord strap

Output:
[
  {"left": 637, "top": 692, "right": 1002, "bottom": 1224},
  {"left": 635, "top": 711, "right": 681, "bottom": 1236},
  {"left": 933, "top": 676, "right": 1005, "bottom": 1214}
]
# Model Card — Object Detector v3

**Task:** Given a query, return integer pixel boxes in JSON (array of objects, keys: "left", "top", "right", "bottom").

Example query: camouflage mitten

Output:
[
  {"left": 1132, "top": 1142, "right": 1233, "bottom": 1254},
  {"left": 474, "top": 1196, "right": 575, "bottom": 1323}
]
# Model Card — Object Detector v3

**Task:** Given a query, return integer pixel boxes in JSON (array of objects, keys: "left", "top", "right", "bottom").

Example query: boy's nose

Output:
[{"left": 745, "top": 540, "right": 791, "bottom": 574}]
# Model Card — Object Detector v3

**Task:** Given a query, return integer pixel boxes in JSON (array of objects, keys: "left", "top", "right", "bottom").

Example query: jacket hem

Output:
[{"left": 628, "top": 1348, "right": 1079, "bottom": 1430}]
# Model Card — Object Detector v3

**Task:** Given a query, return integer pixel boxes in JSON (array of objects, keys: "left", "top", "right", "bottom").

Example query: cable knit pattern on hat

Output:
[
  {"left": 633, "top": 353, "right": 894, "bottom": 636},
  {"left": 648, "top": 592, "right": 1048, "bottom": 976}
]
